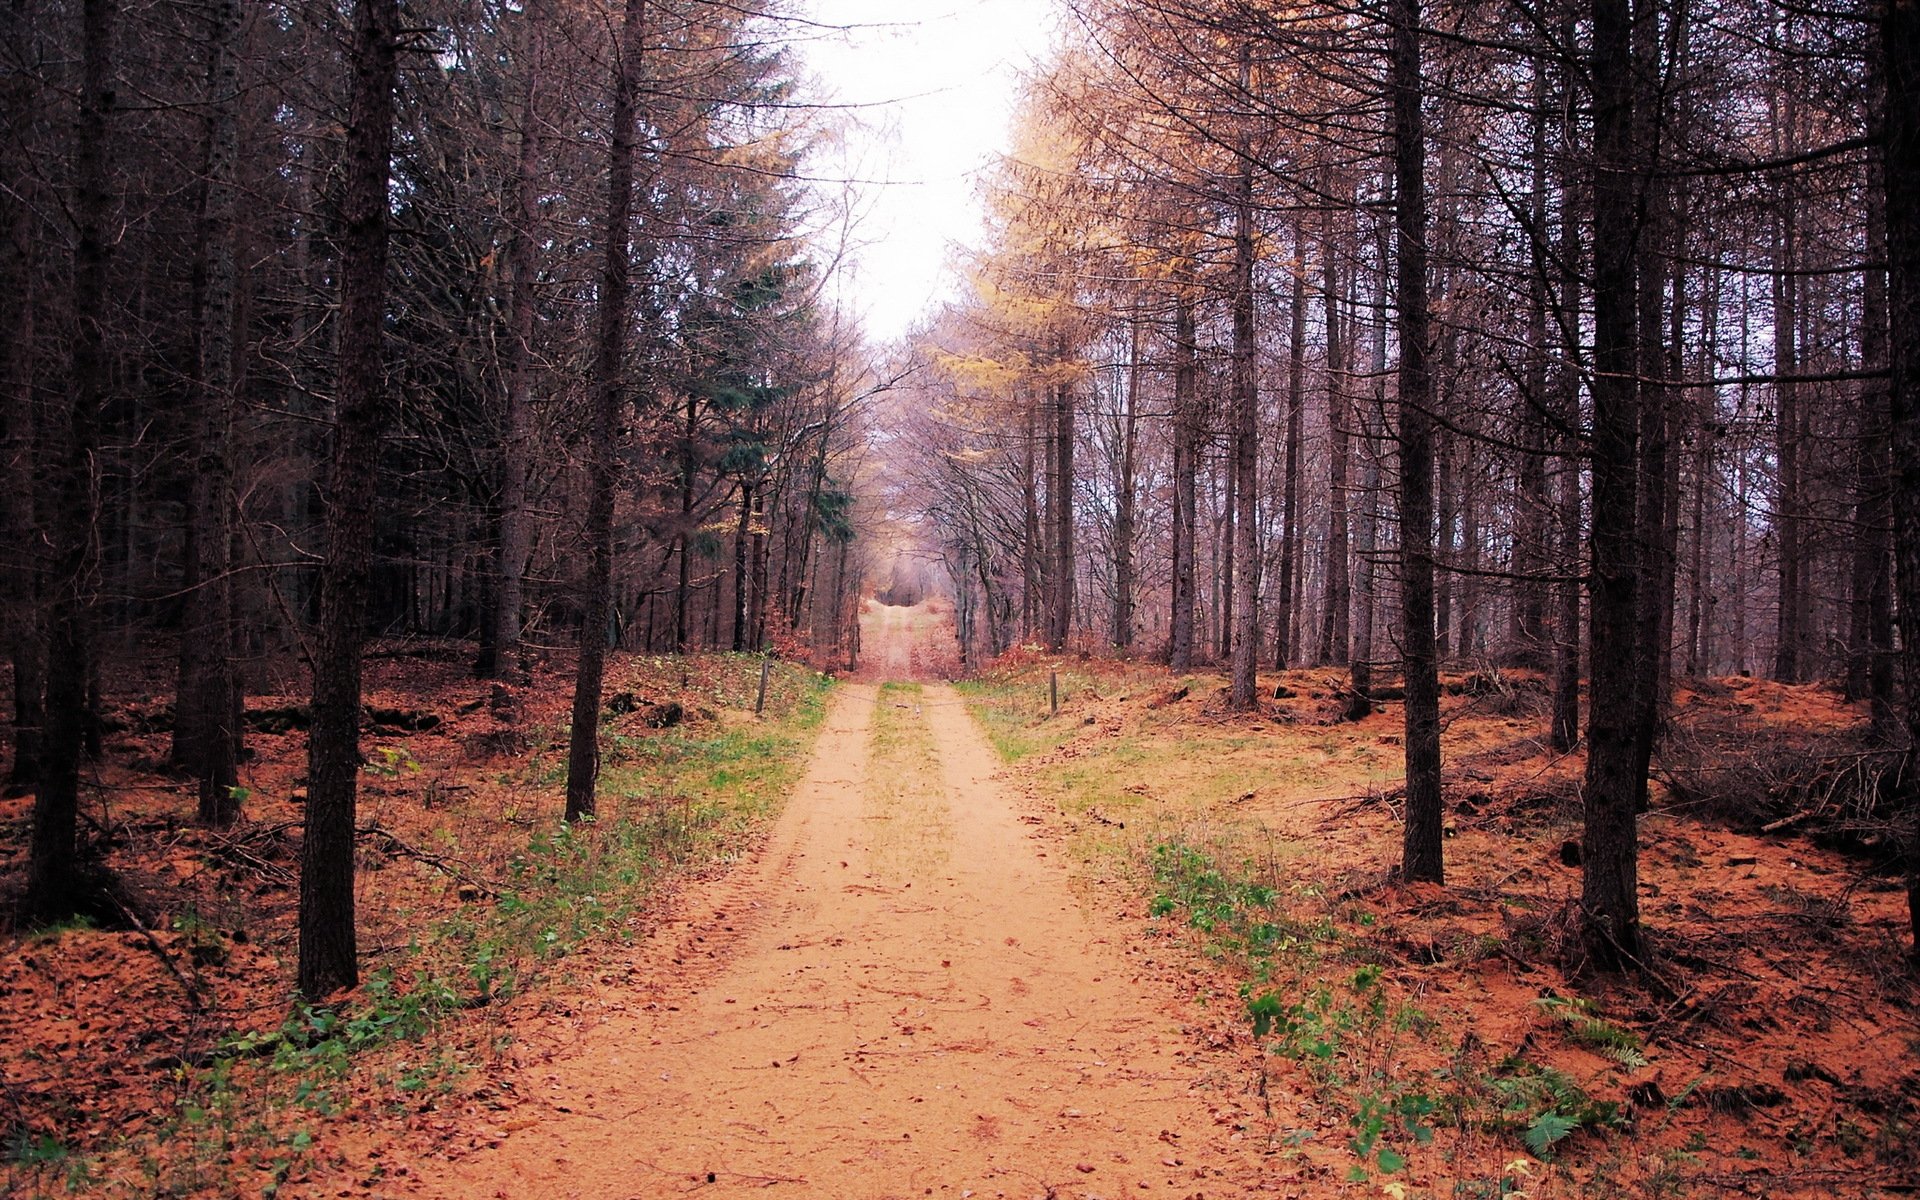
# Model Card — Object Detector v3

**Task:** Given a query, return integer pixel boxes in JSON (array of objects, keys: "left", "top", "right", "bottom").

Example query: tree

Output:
[
  {"left": 298, "top": 0, "right": 399, "bottom": 999},
  {"left": 175, "top": 0, "right": 246, "bottom": 827},
  {"left": 26, "top": 0, "right": 115, "bottom": 921},
  {"left": 1879, "top": 0, "right": 1920, "bottom": 954},
  {"left": 1393, "top": 0, "right": 1442, "bottom": 884},
  {"left": 566, "top": 0, "right": 648, "bottom": 824},
  {"left": 1579, "top": 0, "right": 1652, "bottom": 969}
]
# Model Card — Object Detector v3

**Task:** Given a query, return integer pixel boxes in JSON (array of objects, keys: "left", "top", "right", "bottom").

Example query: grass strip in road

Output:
[{"left": 864, "top": 683, "right": 953, "bottom": 881}]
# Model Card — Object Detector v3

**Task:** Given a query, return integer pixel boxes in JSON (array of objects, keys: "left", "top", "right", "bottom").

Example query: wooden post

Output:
[
  {"left": 1049, "top": 670, "right": 1059, "bottom": 717},
  {"left": 755, "top": 656, "right": 772, "bottom": 716}
]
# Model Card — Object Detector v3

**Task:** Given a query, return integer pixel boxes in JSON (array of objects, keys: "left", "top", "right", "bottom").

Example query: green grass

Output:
[
  {"left": 65, "top": 660, "right": 833, "bottom": 1198},
  {"left": 952, "top": 674, "right": 1087, "bottom": 762},
  {"left": 864, "top": 683, "right": 953, "bottom": 879}
]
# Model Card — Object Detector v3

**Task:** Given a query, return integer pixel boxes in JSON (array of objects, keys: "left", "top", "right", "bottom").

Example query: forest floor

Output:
[{"left": 1, "top": 602, "right": 1916, "bottom": 1199}]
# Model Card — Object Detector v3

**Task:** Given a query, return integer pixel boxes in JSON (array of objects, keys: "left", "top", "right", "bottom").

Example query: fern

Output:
[{"left": 1524, "top": 1111, "right": 1579, "bottom": 1157}]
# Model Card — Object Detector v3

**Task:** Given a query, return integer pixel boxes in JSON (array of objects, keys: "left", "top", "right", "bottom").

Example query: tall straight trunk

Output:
[
  {"left": 1880, "top": 3, "right": 1920, "bottom": 951},
  {"left": 1654, "top": 248, "right": 1687, "bottom": 713},
  {"left": 1550, "top": 30, "right": 1585, "bottom": 754},
  {"left": 565, "top": 0, "right": 646, "bottom": 823},
  {"left": 1631, "top": 187, "right": 1674, "bottom": 803},
  {"left": 27, "top": 0, "right": 114, "bottom": 921},
  {"left": 1113, "top": 308, "right": 1140, "bottom": 649},
  {"left": 1217, "top": 457, "right": 1234, "bottom": 663},
  {"left": 1320, "top": 236, "right": 1351, "bottom": 666},
  {"left": 178, "top": 0, "right": 245, "bottom": 827},
  {"left": 1170, "top": 278, "right": 1199, "bottom": 671},
  {"left": 1772, "top": 191, "right": 1802, "bottom": 682},
  {"left": 750, "top": 484, "right": 769, "bottom": 650},
  {"left": 1686, "top": 264, "right": 1719, "bottom": 677},
  {"left": 1350, "top": 248, "right": 1388, "bottom": 721},
  {"left": 1852, "top": 138, "right": 1897, "bottom": 744},
  {"left": 491, "top": 9, "right": 542, "bottom": 681},
  {"left": 1515, "top": 62, "right": 1554, "bottom": 666},
  {"left": 673, "top": 394, "right": 698, "bottom": 652},
  {"left": 1435, "top": 428, "right": 1455, "bottom": 656},
  {"left": 1228, "top": 117, "right": 1260, "bottom": 712},
  {"left": 1048, "top": 367, "right": 1074, "bottom": 650},
  {"left": 1348, "top": 412, "right": 1379, "bottom": 721},
  {"left": 298, "top": 0, "right": 396, "bottom": 996},
  {"left": 732, "top": 483, "right": 751, "bottom": 651},
  {"left": 1393, "top": 0, "right": 1442, "bottom": 883},
  {"left": 1275, "top": 255, "right": 1305, "bottom": 668},
  {"left": 2, "top": 0, "right": 44, "bottom": 795},
  {"left": 1581, "top": 0, "right": 1649, "bottom": 968},
  {"left": 1022, "top": 391, "right": 1040, "bottom": 639}
]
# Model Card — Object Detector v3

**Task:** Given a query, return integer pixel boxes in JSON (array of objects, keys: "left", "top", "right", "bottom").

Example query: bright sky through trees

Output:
[{"left": 799, "top": 0, "right": 1054, "bottom": 342}]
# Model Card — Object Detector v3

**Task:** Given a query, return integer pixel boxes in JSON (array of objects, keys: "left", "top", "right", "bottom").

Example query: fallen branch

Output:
[
  {"left": 355, "top": 822, "right": 500, "bottom": 898},
  {"left": 103, "top": 890, "right": 208, "bottom": 1013}
]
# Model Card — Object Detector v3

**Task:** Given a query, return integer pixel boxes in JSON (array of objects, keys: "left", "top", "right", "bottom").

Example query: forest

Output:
[{"left": 2, "top": 0, "right": 1919, "bottom": 1194}]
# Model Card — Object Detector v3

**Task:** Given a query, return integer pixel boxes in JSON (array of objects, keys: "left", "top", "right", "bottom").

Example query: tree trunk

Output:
[
  {"left": 1275, "top": 254, "right": 1305, "bottom": 669},
  {"left": 565, "top": 0, "right": 644, "bottom": 822},
  {"left": 1879, "top": 0, "right": 1920, "bottom": 953},
  {"left": 1, "top": 0, "right": 43, "bottom": 796},
  {"left": 491, "top": 9, "right": 542, "bottom": 682},
  {"left": 1113, "top": 308, "right": 1140, "bottom": 650},
  {"left": 674, "top": 393, "right": 698, "bottom": 653},
  {"left": 1772, "top": 189, "right": 1802, "bottom": 683},
  {"left": 1228, "top": 127, "right": 1260, "bottom": 712},
  {"left": 1393, "top": 0, "right": 1442, "bottom": 883},
  {"left": 750, "top": 483, "right": 769, "bottom": 651},
  {"left": 298, "top": 0, "right": 397, "bottom": 996},
  {"left": 178, "top": 0, "right": 245, "bottom": 827},
  {"left": 1347, "top": 294, "right": 1383, "bottom": 721},
  {"left": 732, "top": 483, "right": 751, "bottom": 652},
  {"left": 1320, "top": 236, "right": 1351, "bottom": 666},
  {"left": 28, "top": 0, "right": 114, "bottom": 922},
  {"left": 1170, "top": 277, "right": 1198, "bottom": 671},
  {"left": 1550, "top": 28, "right": 1585, "bottom": 755},
  {"left": 1580, "top": 0, "right": 1649, "bottom": 968},
  {"left": 1852, "top": 128, "right": 1898, "bottom": 745},
  {"left": 1048, "top": 366, "right": 1074, "bottom": 650},
  {"left": 1513, "top": 57, "right": 1554, "bottom": 668}
]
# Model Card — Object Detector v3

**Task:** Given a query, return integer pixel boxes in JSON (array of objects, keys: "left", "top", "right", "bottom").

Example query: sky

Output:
[{"left": 794, "top": 0, "right": 1057, "bottom": 345}]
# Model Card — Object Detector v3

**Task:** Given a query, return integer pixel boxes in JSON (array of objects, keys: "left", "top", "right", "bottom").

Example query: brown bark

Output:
[
  {"left": 1227, "top": 122, "right": 1260, "bottom": 712},
  {"left": 1393, "top": 0, "right": 1442, "bottom": 884},
  {"left": 1320, "top": 234, "right": 1351, "bottom": 667},
  {"left": 490, "top": 8, "right": 542, "bottom": 682},
  {"left": 1169, "top": 275, "right": 1198, "bottom": 671},
  {"left": 1580, "top": 0, "right": 1649, "bottom": 968},
  {"left": 1879, "top": 0, "right": 1920, "bottom": 954},
  {"left": 1048, "top": 365, "right": 1074, "bottom": 650},
  {"left": 298, "top": 0, "right": 397, "bottom": 996},
  {"left": 28, "top": 0, "right": 114, "bottom": 921},
  {"left": 178, "top": 0, "right": 245, "bottom": 827},
  {"left": 1113, "top": 308, "right": 1141, "bottom": 650},
  {"left": 1275, "top": 254, "right": 1305, "bottom": 669}
]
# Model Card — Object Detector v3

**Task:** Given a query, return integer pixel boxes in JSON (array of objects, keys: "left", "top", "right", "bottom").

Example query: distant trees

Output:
[
  {"left": 4, "top": 0, "right": 876, "bottom": 991},
  {"left": 891, "top": 0, "right": 1909, "bottom": 960}
]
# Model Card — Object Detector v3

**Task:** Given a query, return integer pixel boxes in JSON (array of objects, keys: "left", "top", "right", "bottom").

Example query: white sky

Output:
[{"left": 795, "top": 0, "right": 1057, "bottom": 345}]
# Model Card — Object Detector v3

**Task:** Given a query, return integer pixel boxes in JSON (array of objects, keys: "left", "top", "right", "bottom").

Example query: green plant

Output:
[
  {"left": 365, "top": 744, "right": 421, "bottom": 778},
  {"left": 6, "top": 1131, "right": 97, "bottom": 1189},
  {"left": 1347, "top": 1089, "right": 1436, "bottom": 1177},
  {"left": 1483, "top": 1058, "right": 1624, "bottom": 1160},
  {"left": 1534, "top": 995, "right": 1648, "bottom": 1068}
]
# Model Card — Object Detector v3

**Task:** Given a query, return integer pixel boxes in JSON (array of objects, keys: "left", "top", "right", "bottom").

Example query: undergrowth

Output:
[
  {"left": 1147, "top": 834, "right": 1623, "bottom": 1185},
  {"left": 27, "top": 660, "right": 832, "bottom": 1198}
]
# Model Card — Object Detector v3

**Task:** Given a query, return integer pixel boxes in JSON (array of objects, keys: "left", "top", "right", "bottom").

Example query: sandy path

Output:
[{"left": 412, "top": 611, "right": 1270, "bottom": 1200}]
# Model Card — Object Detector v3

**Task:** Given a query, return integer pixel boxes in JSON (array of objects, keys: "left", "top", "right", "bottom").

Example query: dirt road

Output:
[{"left": 413, "top": 605, "right": 1274, "bottom": 1199}]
